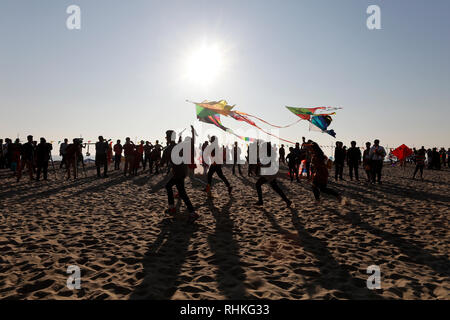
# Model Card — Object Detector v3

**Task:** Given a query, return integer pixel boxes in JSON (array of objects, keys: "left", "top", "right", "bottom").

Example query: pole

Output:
[{"left": 49, "top": 152, "right": 58, "bottom": 180}]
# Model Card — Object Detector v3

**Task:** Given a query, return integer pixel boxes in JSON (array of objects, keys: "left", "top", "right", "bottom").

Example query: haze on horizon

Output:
[{"left": 1, "top": 0, "right": 449, "bottom": 151}]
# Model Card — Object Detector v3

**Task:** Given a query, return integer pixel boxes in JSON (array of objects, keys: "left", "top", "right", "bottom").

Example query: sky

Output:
[{"left": 1, "top": 0, "right": 449, "bottom": 154}]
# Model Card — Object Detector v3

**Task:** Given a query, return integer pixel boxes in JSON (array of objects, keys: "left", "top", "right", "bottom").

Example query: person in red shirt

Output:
[{"left": 113, "top": 140, "right": 123, "bottom": 170}]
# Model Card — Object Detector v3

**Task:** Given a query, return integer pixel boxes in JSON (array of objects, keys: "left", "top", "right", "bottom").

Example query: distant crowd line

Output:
[{"left": 1, "top": 132, "right": 448, "bottom": 223}]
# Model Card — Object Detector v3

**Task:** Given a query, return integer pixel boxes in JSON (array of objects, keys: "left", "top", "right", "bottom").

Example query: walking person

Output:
[
  {"left": 205, "top": 136, "right": 233, "bottom": 197},
  {"left": 255, "top": 141, "right": 291, "bottom": 207},
  {"left": 161, "top": 126, "right": 198, "bottom": 222},
  {"left": 308, "top": 142, "right": 343, "bottom": 204}
]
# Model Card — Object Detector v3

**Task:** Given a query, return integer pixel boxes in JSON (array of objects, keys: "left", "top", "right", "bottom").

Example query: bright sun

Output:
[{"left": 186, "top": 43, "right": 224, "bottom": 86}]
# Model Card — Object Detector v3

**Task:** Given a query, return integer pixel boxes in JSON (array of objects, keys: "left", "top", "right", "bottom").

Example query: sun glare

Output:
[{"left": 185, "top": 43, "right": 225, "bottom": 86}]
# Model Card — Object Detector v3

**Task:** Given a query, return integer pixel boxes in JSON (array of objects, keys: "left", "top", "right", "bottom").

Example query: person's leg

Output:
[
  {"left": 36, "top": 164, "right": 42, "bottom": 181},
  {"left": 355, "top": 163, "right": 359, "bottom": 180},
  {"left": 312, "top": 183, "right": 321, "bottom": 201},
  {"left": 349, "top": 163, "right": 354, "bottom": 180},
  {"left": 43, "top": 162, "right": 48, "bottom": 180},
  {"left": 97, "top": 164, "right": 101, "bottom": 177},
  {"left": 339, "top": 164, "right": 344, "bottom": 180},
  {"left": 165, "top": 177, "right": 177, "bottom": 208},
  {"left": 256, "top": 177, "right": 266, "bottom": 203},
  {"left": 232, "top": 162, "right": 236, "bottom": 175},
  {"left": 270, "top": 180, "right": 290, "bottom": 204},
  {"left": 216, "top": 165, "right": 230, "bottom": 188},
  {"left": 238, "top": 164, "right": 242, "bottom": 175},
  {"left": 207, "top": 165, "right": 216, "bottom": 186},
  {"left": 26, "top": 161, "right": 33, "bottom": 180},
  {"left": 175, "top": 179, "right": 195, "bottom": 212},
  {"left": 377, "top": 161, "right": 383, "bottom": 183},
  {"left": 289, "top": 166, "right": 294, "bottom": 182},
  {"left": 335, "top": 163, "right": 339, "bottom": 180},
  {"left": 124, "top": 157, "right": 129, "bottom": 175},
  {"left": 413, "top": 165, "right": 419, "bottom": 178},
  {"left": 419, "top": 165, "right": 424, "bottom": 179},
  {"left": 104, "top": 157, "right": 108, "bottom": 177},
  {"left": 306, "top": 162, "right": 310, "bottom": 179}
]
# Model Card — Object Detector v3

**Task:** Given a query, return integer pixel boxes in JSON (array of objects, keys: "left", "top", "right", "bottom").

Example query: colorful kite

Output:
[
  {"left": 286, "top": 106, "right": 340, "bottom": 138},
  {"left": 193, "top": 101, "right": 296, "bottom": 143}
]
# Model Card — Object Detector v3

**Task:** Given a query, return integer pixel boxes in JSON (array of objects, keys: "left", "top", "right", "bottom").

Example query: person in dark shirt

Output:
[
  {"left": 150, "top": 140, "right": 162, "bottom": 174},
  {"left": 293, "top": 142, "right": 302, "bottom": 182},
  {"left": 205, "top": 136, "right": 232, "bottom": 197},
  {"left": 279, "top": 144, "right": 286, "bottom": 164},
  {"left": 65, "top": 139, "right": 82, "bottom": 180},
  {"left": 286, "top": 147, "right": 297, "bottom": 182},
  {"left": 162, "top": 126, "right": 198, "bottom": 222},
  {"left": 143, "top": 141, "right": 153, "bottom": 171},
  {"left": 95, "top": 136, "right": 109, "bottom": 178},
  {"left": 232, "top": 141, "right": 242, "bottom": 175},
  {"left": 36, "top": 138, "right": 53, "bottom": 181},
  {"left": 113, "top": 140, "right": 123, "bottom": 171},
  {"left": 412, "top": 147, "right": 426, "bottom": 180},
  {"left": 255, "top": 141, "right": 291, "bottom": 207},
  {"left": 334, "top": 141, "right": 345, "bottom": 181},
  {"left": 347, "top": 141, "right": 361, "bottom": 181},
  {"left": 17, "top": 135, "right": 35, "bottom": 182},
  {"left": 123, "top": 138, "right": 135, "bottom": 176}
]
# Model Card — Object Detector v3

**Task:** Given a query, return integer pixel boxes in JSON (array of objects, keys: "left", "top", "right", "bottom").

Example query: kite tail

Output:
[{"left": 235, "top": 111, "right": 302, "bottom": 128}]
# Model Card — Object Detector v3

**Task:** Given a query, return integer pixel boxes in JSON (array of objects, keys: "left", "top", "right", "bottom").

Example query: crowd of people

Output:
[{"left": 1, "top": 132, "right": 448, "bottom": 223}]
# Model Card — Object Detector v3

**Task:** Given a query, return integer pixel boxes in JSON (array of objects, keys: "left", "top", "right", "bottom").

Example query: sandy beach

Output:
[{"left": 0, "top": 163, "right": 449, "bottom": 300}]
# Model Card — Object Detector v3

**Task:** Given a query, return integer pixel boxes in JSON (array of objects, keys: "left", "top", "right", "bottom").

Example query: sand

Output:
[{"left": 0, "top": 163, "right": 449, "bottom": 300}]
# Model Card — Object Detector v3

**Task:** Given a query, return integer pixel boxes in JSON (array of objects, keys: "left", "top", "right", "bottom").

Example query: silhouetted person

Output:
[
  {"left": 334, "top": 141, "right": 345, "bottom": 181},
  {"left": 123, "top": 137, "right": 135, "bottom": 176},
  {"left": 308, "top": 142, "right": 343, "bottom": 203},
  {"left": 279, "top": 144, "right": 285, "bottom": 164},
  {"left": 412, "top": 147, "right": 426, "bottom": 180},
  {"left": 161, "top": 126, "right": 198, "bottom": 222},
  {"left": 205, "top": 136, "right": 232, "bottom": 196},
  {"left": 369, "top": 139, "right": 386, "bottom": 184},
  {"left": 347, "top": 141, "right": 361, "bottom": 181},
  {"left": 36, "top": 138, "right": 52, "bottom": 181},
  {"left": 363, "top": 142, "right": 372, "bottom": 182},
  {"left": 255, "top": 142, "right": 291, "bottom": 207},
  {"left": 113, "top": 140, "right": 123, "bottom": 170},
  {"left": 17, "top": 135, "right": 35, "bottom": 182},
  {"left": 59, "top": 138, "right": 68, "bottom": 169},
  {"left": 95, "top": 136, "right": 108, "bottom": 178},
  {"left": 232, "top": 141, "right": 242, "bottom": 175}
]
